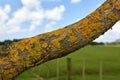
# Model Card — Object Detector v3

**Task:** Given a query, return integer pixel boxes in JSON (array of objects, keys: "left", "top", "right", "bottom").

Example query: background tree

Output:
[{"left": 0, "top": 0, "right": 120, "bottom": 79}]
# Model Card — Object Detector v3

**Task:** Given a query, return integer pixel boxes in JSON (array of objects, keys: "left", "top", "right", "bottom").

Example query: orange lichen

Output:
[
  {"left": 99, "top": 3, "right": 111, "bottom": 11},
  {"left": 73, "top": 25, "right": 80, "bottom": 32},
  {"left": 82, "top": 18, "right": 89, "bottom": 26},
  {"left": 11, "top": 55, "right": 19, "bottom": 62},
  {"left": 70, "top": 36, "right": 78, "bottom": 43},
  {"left": 66, "top": 28, "right": 74, "bottom": 35},
  {"left": 51, "top": 36, "right": 66, "bottom": 48},
  {"left": 107, "top": 12, "right": 119, "bottom": 22},
  {"left": 3, "top": 68, "right": 16, "bottom": 80},
  {"left": 112, "top": 0, "right": 117, "bottom": 3},
  {"left": 0, "top": 58, "right": 9, "bottom": 64},
  {"left": 89, "top": 23, "right": 101, "bottom": 29},
  {"left": 29, "top": 37, "right": 39, "bottom": 44},
  {"left": 89, "top": 23, "right": 102, "bottom": 32},
  {"left": 42, "top": 43, "right": 48, "bottom": 48},
  {"left": 116, "top": 2, "right": 120, "bottom": 10},
  {"left": 49, "top": 28, "right": 64, "bottom": 36},
  {"left": 16, "top": 42, "right": 25, "bottom": 51},
  {"left": 4, "top": 68, "right": 16, "bottom": 77},
  {"left": 90, "top": 11, "right": 102, "bottom": 20},
  {"left": 80, "top": 27, "right": 94, "bottom": 39},
  {"left": 73, "top": 18, "right": 89, "bottom": 32},
  {"left": 73, "top": 23, "right": 82, "bottom": 32},
  {"left": 80, "top": 23, "right": 102, "bottom": 40}
]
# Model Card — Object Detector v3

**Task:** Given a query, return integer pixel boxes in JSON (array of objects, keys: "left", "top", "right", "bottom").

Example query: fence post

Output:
[
  {"left": 82, "top": 59, "right": 86, "bottom": 80},
  {"left": 56, "top": 59, "right": 59, "bottom": 80},
  {"left": 67, "top": 58, "right": 71, "bottom": 80},
  {"left": 99, "top": 60, "right": 103, "bottom": 80}
]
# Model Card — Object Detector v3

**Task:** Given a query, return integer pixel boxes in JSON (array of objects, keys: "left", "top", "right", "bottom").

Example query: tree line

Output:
[
  {"left": 1, "top": 39, "right": 120, "bottom": 46},
  {"left": 0, "top": 39, "right": 22, "bottom": 45}
]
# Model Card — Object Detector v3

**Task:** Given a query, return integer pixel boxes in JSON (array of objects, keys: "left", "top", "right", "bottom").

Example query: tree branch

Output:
[{"left": 0, "top": 0, "right": 120, "bottom": 79}]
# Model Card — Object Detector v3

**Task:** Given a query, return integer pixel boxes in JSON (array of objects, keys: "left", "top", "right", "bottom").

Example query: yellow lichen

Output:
[
  {"left": 16, "top": 36, "right": 40, "bottom": 51},
  {"left": 99, "top": 3, "right": 111, "bottom": 11},
  {"left": 42, "top": 43, "right": 48, "bottom": 48},
  {"left": 116, "top": 2, "right": 120, "bottom": 10},
  {"left": 90, "top": 11, "right": 102, "bottom": 20},
  {"left": 25, "top": 61, "right": 32, "bottom": 67},
  {"left": 9, "top": 46, "right": 15, "bottom": 55},
  {"left": 20, "top": 57, "right": 32, "bottom": 67},
  {"left": 70, "top": 36, "right": 78, "bottom": 43},
  {"left": 51, "top": 36, "right": 66, "bottom": 48}
]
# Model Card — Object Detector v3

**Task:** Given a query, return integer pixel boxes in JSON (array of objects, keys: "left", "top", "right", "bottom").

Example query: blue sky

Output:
[{"left": 0, "top": 0, "right": 120, "bottom": 42}]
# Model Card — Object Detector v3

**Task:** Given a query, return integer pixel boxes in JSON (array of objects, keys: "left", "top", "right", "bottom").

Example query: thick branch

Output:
[{"left": 0, "top": 0, "right": 120, "bottom": 79}]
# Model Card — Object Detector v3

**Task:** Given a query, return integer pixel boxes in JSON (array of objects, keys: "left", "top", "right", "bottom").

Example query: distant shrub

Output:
[
  {"left": 0, "top": 39, "right": 22, "bottom": 46},
  {"left": 89, "top": 42, "right": 104, "bottom": 46}
]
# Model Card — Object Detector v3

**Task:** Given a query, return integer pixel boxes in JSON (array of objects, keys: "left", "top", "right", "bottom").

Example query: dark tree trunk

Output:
[{"left": 0, "top": 0, "right": 120, "bottom": 79}]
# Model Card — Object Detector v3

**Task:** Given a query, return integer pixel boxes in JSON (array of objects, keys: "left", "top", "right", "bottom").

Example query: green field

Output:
[{"left": 16, "top": 45, "right": 120, "bottom": 80}]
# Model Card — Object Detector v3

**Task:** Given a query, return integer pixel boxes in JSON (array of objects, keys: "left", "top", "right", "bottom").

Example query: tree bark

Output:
[{"left": 0, "top": 0, "right": 120, "bottom": 79}]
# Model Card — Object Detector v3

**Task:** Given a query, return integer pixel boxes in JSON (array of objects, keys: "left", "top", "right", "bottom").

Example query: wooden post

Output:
[
  {"left": 56, "top": 59, "right": 59, "bottom": 80},
  {"left": 67, "top": 58, "right": 71, "bottom": 80},
  {"left": 99, "top": 60, "right": 103, "bottom": 80},
  {"left": 82, "top": 59, "right": 86, "bottom": 80}
]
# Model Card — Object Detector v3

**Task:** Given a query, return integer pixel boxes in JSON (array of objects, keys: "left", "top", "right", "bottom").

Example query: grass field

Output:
[{"left": 16, "top": 45, "right": 120, "bottom": 80}]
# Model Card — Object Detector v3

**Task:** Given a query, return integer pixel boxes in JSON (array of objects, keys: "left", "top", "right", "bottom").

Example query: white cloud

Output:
[
  {"left": 6, "top": 27, "right": 26, "bottom": 34},
  {"left": 44, "top": 21, "right": 56, "bottom": 32},
  {"left": 44, "top": 5, "right": 65, "bottom": 32},
  {"left": 5, "top": 0, "right": 65, "bottom": 32},
  {"left": 111, "top": 21, "right": 120, "bottom": 33},
  {"left": 7, "top": 0, "right": 44, "bottom": 32},
  {"left": 43, "top": 0, "right": 61, "bottom": 2},
  {"left": 0, "top": 6, "right": 10, "bottom": 37},
  {"left": 0, "top": 0, "right": 66, "bottom": 40},
  {"left": 7, "top": 8, "right": 28, "bottom": 28},
  {"left": 3, "top": 4, "right": 11, "bottom": 13},
  {"left": 71, "top": 0, "right": 81, "bottom": 4},
  {"left": 45, "top": 5, "right": 65, "bottom": 21},
  {"left": 21, "top": 0, "right": 41, "bottom": 10},
  {"left": 28, "top": 10, "right": 45, "bottom": 31},
  {"left": 1, "top": 0, "right": 120, "bottom": 43},
  {"left": 95, "top": 21, "right": 120, "bottom": 42}
]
